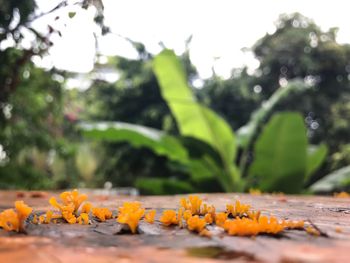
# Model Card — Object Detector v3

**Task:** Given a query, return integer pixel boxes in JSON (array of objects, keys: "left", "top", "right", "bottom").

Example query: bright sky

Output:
[{"left": 34, "top": 0, "right": 350, "bottom": 79}]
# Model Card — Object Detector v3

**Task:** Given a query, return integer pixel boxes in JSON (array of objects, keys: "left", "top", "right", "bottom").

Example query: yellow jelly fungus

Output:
[
  {"left": 335, "top": 227, "right": 342, "bottom": 233},
  {"left": 81, "top": 202, "right": 93, "bottom": 213},
  {"left": 306, "top": 226, "right": 320, "bottom": 236},
  {"left": 188, "top": 196, "right": 203, "bottom": 215},
  {"left": 200, "top": 203, "right": 209, "bottom": 215},
  {"left": 334, "top": 191, "right": 350, "bottom": 198},
  {"left": 49, "top": 189, "right": 89, "bottom": 224},
  {"left": 92, "top": 207, "right": 113, "bottom": 222},
  {"left": 15, "top": 201, "right": 32, "bottom": 218},
  {"left": 37, "top": 211, "right": 61, "bottom": 224},
  {"left": 183, "top": 210, "right": 192, "bottom": 221},
  {"left": 224, "top": 216, "right": 285, "bottom": 236},
  {"left": 32, "top": 215, "right": 38, "bottom": 224},
  {"left": 226, "top": 200, "right": 251, "bottom": 217},
  {"left": 144, "top": 210, "right": 156, "bottom": 224},
  {"left": 200, "top": 203, "right": 216, "bottom": 217},
  {"left": 187, "top": 215, "right": 206, "bottom": 233},
  {"left": 208, "top": 205, "right": 216, "bottom": 217},
  {"left": 160, "top": 210, "right": 178, "bottom": 226},
  {"left": 0, "top": 201, "right": 33, "bottom": 232},
  {"left": 204, "top": 213, "right": 213, "bottom": 224},
  {"left": 117, "top": 202, "right": 145, "bottom": 234},
  {"left": 215, "top": 212, "right": 228, "bottom": 227},
  {"left": 15, "top": 201, "right": 33, "bottom": 231},
  {"left": 282, "top": 220, "right": 304, "bottom": 229},
  {"left": 49, "top": 189, "right": 87, "bottom": 213},
  {"left": 60, "top": 189, "right": 88, "bottom": 212},
  {"left": 62, "top": 211, "right": 77, "bottom": 224},
  {"left": 247, "top": 210, "right": 261, "bottom": 220},
  {"left": 0, "top": 209, "right": 19, "bottom": 232},
  {"left": 180, "top": 196, "right": 202, "bottom": 215},
  {"left": 177, "top": 208, "right": 184, "bottom": 228},
  {"left": 0, "top": 194, "right": 315, "bottom": 238},
  {"left": 77, "top": 213, "right": 89, "bottom": 225},
  {"left": 199, "top": 229, "right": 212, "bottom": 237},
  {"left": 39, "top": 215, "right": 45, "bottom": 224},
  {"left": 38, "top": 210, "right": 54, "bottom": 224}
]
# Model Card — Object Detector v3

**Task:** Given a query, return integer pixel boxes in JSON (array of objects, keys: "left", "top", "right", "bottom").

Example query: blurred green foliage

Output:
[
  {"left": 0, "top": 0, "right": 104, "bottom": 189},
  {"left": 1, "top": 2, "right": 349, "bottom": 194},
  {"left": 83, "top": 50, "right": 326, "bottom": 194}
]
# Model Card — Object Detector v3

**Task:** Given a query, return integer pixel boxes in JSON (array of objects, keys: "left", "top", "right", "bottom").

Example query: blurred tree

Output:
[
  {"left": 0, "top": 0, "right": 103, "bottom": 189},
  {"left": 198, "top": 68, "right": 259, "bottom": 131},
  {"left": 202, "top": 13, "right": 350, "bottom": 184},
  {"left": 251, "top": 13, "right": 350, "bottom": 183},
  {"left": 0, "top": 0, "right": 64, "bottom": 188}
]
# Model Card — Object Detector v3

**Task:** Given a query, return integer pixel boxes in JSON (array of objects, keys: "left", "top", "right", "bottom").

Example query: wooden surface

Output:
[{"left": 0, "top": 191, "right": 349, "bottom": 263}]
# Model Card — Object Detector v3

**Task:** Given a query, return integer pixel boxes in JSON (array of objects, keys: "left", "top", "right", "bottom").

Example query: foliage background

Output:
[{"left": 1, "top": 1, "right": 350, "bottom": 194}]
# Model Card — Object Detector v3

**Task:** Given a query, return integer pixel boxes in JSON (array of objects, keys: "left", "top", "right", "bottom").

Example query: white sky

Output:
[{"left": 34, "top": 0, "right": 350, "bottom": 79}]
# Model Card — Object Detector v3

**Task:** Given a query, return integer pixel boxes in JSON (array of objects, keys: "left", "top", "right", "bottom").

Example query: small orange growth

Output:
[
  {"left": 32, "top": 215, "right": 38, "bottom": 224},
  {"left": 180, "top": 195, "right": 202, "bottom": 215},
  {"left": 39, "top": 215, "right": 45, "bottom": 224},
  {"left": 306, "top": 226, "right": 320, "bottom": 236},
  {"left": 247, "top": 210, "right": 261, "bottom": 220},
  {"left": 177, "top": 208, "right": 184, "bottom": 228},
  {"left": 62, "top": 208, "right": 77, "bottom": 224},
  {"left": 92, "top": 207, "right": 113, "bottom": 222},
  {"left": 38, "top": 210, "right": 59, "bottom": 224},
  {"left": 49, "top": 189, "right": 88, "bottom": 224},
  {"left": 0, "top": 209, "right": 19, "bottom": 232},
  {"left": 160, "top": 210, "right": 179, "bottom": 226},
  {"left": 117, "top": 202, "right": 145, "bottom": 234},
  {"left": 60, "top": 189, "right": 88, "bottom": 212},
  {"left": 77, "top": 213, "right": 89, "bottom": 225},
  {"left": 200, "top": 203, "right": 215, "bottom": 215},
  {"left": 45, "top": 211, "right": 53, "bottom": 224},
  {"left": 226, "top": 200, "right": 251, "bottom": 217},
  {"left": 50, "top": 199, "right": 76, "bottom": 224},
  {"left": 334, "top": 191, "right": 350, "bottom": 198},
  {"left": 144, "top": 210, "right": 156, "bottom": 224},
  {"left": 335, "top": 227, "right": 343, "bottom": 233},
  {"left": 81, "top": 202, "right": 93, "bottom": 213},
  {"left": 183, "top": 210, "right": 192, "bottom": 221},
  {"left": 199, "top": 229, "right": 212, "bottom": 237},
  {"left": 204, "top": 213, "right": 213, "bottom": 224},
  {"left": 224, "top": 216, "right": 285, "bottom": 236},
  {"left": 0, "top": 201, "right": 32, "bottom": 232},
  {"left": 215, "top": 212, "right": 228, "bottom": 227},
  {"left": 282, "top": 220, "right": 304, "bottom": 229},
  {"left": 187, "top": 215, "right": 206, "bottom": 233}
]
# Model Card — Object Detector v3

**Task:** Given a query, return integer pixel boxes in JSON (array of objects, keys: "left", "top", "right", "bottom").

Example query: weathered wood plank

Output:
[{"left": 0, "top": 191, "right": 349, "bottom": 262}]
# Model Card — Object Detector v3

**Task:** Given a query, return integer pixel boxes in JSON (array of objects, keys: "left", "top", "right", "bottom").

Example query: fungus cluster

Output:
[
  {"left": 158, "top": 196, "right": 305, "bottom": 237},
  {"left": 0, "top": 190, "right": 324, "bottom": 237},
  {"left": 0, "top": 201, "right": 32, "bottom": 232}
]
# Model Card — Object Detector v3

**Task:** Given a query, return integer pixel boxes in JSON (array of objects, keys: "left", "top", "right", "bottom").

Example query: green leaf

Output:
[
  {"left": 248, "top": 112, "right": 307, "bottom": 193},
  {"left": 237, "top": 80, "right": 309, "bottom": 148},
  {"left": 179, "top": 137, "right": 240, "bottom": 190},
  {"left": 80, "top": 121, "right": 188, "bottom": 164},
  {"left": 305, "top": 144, "right": 328, "bottom": 181},
  {"left": 153, "top": 49, "right": 240, "bottom": 190},
  {"left": 310, "top": 165, "right": 350, "bottom": 193}
]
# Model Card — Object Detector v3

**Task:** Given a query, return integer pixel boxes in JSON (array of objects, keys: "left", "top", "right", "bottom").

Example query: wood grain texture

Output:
[{"left": 0, "top": 191, "right": 349, "bottom": 262}]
